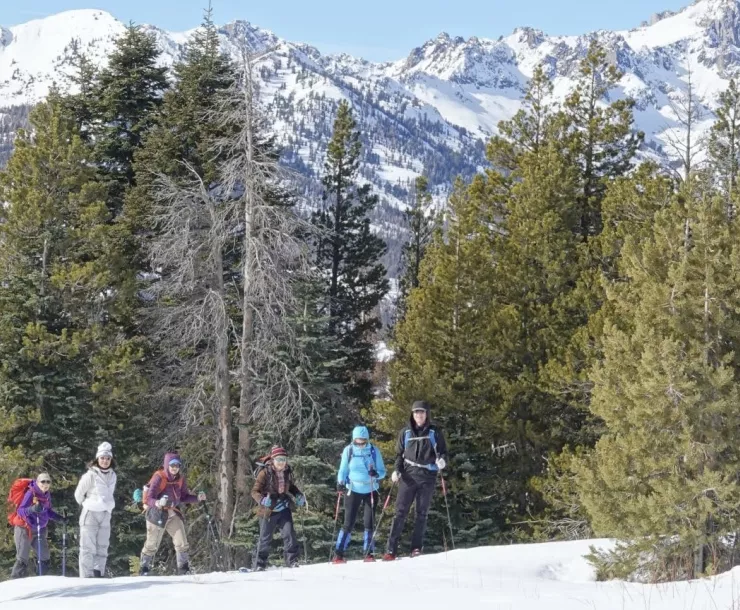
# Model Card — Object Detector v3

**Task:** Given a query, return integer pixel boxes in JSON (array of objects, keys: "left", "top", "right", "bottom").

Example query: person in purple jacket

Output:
[
  {"left": 10, "top": 472, "right": 65, "bottom": 578},
  {"left": 139, "top": 452, "right": 205, "bottom": 575}
]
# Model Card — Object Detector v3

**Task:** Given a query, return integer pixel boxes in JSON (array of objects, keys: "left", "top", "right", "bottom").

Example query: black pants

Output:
[
  {"left": 335, "top": 490, "right": 378, "bottom": 555},
  {"left": 386, "top": 473, "right": 436, "bottom": 554},
  {"left": 254, "top": 509, "right": 299, "bottom": 568}
]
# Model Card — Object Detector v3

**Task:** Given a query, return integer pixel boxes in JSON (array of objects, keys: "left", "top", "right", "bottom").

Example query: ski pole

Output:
[
  {"left": 36, "top": 519, "right": 42, "bottom": 576},
  {"left": 301, "top": 500, "right": 309, "bottom": 564},
  {"left": 61, "top": 509, "right": 67, "bottom": 577},
  {"left": 365, "top": 478, "right": 397, "bottom": 558},
  {"left": 440, "top": 476, "right": 455, "bottom": 550},
  {"left": 201, "top": 500, "right": 224, "bottom": 571},
  {"left": 328, "top": 491, "right": 342, "bottom": 562}
]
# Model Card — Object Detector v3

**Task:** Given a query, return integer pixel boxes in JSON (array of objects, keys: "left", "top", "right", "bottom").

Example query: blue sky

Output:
[{"left": 6, "top": 0, "right": 692, "bottom": 61}]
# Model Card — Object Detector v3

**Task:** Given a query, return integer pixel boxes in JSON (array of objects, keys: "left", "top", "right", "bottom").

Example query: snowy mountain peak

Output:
[{"left": 217, "top": 20, "right": 281, "bottom": 54}]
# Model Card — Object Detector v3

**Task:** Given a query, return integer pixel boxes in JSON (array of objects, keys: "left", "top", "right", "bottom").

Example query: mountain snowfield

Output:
[
  {"left": 2, "top": 539, "right": 740, "bottom": 609},
  {"left": 3, "top": 0, "right": 740, "bottom": 213}
]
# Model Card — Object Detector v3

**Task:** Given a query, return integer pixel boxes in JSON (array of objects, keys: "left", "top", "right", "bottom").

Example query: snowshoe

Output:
[
  {"left": 331, "top": 556, "right": 347, "bottom": 565},
  {"left": 177, "top": 563, "right": 191, "bottom": 575},
  {"left": 139, "top": 565, "right": 150, "bottom": 576},
  {"left": 254, "top": 565, "right": 267, "bottom": 572},
  {"left": 363, "top": 554, "right": 376, "bottom": 562},
  {"left": 382, "top": 552, "right": 396, "bottom": 561},
  {"left": 288, "top": 562, "right": 300, "bottom": 568}
]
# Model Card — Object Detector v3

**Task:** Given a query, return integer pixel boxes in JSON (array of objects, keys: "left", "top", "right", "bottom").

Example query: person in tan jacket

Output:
[{"left": 250, "top": 446, "right": 305, "bottom": 570}]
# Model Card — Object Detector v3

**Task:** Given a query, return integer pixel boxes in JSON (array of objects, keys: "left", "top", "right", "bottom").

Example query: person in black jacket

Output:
[{"left": 383, "top": 400, "right": 447, "bottom": 560}]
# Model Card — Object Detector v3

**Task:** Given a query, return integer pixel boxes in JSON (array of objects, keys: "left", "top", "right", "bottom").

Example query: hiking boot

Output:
[
  {"left": 10, "top": 559, "right": 27, "bottom": 579},
  {"left": 382, "top": 552, "right": 396, "bottom": 561},
  {"left": 411, "top": 548, "right": 422, "bottom": 558},
  {"left": 93, "top": 569, "right": 103, "bottom": 578},
  {"left": 177, "top": 563, "right": 191, "bottom": 575}
]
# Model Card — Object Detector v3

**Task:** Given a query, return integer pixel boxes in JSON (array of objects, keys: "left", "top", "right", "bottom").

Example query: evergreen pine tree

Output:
[
  {"left": 0, "top": 95, "right": 150, "bottom": 574},
  {"left": 93, "top": 24, "right": 168, "bottom": 213},
  {"left": 396, "top": 175, "right": 437, "bottom": 319},
  {"left": 576, "top": 183, "right": 740, "bottom": 580},
  {"left": 707, "top": 78, "right": 740, "bottom": 218},
  {"left": 312, "top": 100, "right": 388, "bottom": 408}
]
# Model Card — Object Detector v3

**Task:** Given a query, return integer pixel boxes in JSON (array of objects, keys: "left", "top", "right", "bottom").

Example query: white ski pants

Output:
[{"left": 79, "top": 508, "right": 111, "bottom": 577}]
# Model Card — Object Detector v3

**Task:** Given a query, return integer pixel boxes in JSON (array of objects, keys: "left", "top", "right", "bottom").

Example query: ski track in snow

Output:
[{"left": 3, "top": 539, "right": 740, "bottom": 609}]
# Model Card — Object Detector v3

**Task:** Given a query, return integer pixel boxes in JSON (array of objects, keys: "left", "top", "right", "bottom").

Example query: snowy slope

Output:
[
  {"left": 3, "top": 540, "right": 740, "bottom": 609},
  {"left": 4, "top": 0, "right": 740, "bottom": 269}
]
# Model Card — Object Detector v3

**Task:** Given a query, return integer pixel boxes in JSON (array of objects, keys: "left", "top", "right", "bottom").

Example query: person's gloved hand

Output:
[
  {"left": 336, "top": 482, "right": 345, "bottom": 493},
  {"left": 391, "top": 471, "right": 400, "bottom": 484},
  {"left": 435, "top": 458, "right": 446, "bottom": 470},
  {"left": 197, "top": 491, "right": 207, "bottom": 502},
  {"left": 260, "top": 496, "right": 272, "bottom": 507},
  {"left": 294, "top": 493, "right": 306, "bottom": 507},
  {"left": 155, "top": 497, "right": 169, "bottom": 508},
  {"left": 368, "top": 467, "right": 378, "bottom": 478}
]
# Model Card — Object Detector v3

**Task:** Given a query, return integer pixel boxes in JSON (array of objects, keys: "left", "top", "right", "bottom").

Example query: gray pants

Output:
[
  {"left": 255, "top": 509, "right": 299, "bottom": 569},
  {"left": 79, "top": 509, "right": 111, "bottom": 577},
  {"left": 11, "top": 525, "right": 49, "bottom": 578}
]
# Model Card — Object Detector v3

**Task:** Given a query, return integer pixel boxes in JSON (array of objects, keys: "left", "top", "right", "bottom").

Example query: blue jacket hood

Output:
[{"left": 352, "top": 426, "right": 370, "bottom": 441}]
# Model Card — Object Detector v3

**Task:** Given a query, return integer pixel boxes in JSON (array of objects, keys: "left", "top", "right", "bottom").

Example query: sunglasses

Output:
[
  {"left": 273, "top": 457, "right": 287, "bottom": 463},
  {"left": 38, "top": 480, "right": 51, "bottom": 485}
]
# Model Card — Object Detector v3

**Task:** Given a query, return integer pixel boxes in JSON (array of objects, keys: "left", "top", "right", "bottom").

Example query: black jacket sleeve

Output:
[
  {"left": 394, "top": 427, "right": 407, "bottom": 473},
  {"left": 433, "top": 426, "right": 448, "bottom": 461}
]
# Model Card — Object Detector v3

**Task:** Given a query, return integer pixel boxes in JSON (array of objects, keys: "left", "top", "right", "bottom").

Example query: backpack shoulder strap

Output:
[
  {"left": 403, "top": 429, "right": 411, "bottom": 449},
  {"left": 429, "top": 429, "right": 437, "bottom": 449}
]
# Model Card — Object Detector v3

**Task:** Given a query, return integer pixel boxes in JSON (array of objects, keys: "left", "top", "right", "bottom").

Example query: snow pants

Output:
[
  {"left": 141, "top": 512, "right": 189, "bottom": 568},
  {"left": 335, "top": 490, "right": 378, "bottom": 555},
  {"left": 11, "top": 525, "right": 49, "bottom": 578},
  {"left": 386, "top": 473, "right": 435, "bottom": 554},
  {"left": 254, "top": 509, "right": 299, "bottom": 569},
  {"left": 79, "top": 509, "right": 111, "bottom": 577}
]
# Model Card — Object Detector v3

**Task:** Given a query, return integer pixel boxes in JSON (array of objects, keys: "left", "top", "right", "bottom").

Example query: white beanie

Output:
[{"left": 96, "top": 442, "right": 113, "bottom": 459}]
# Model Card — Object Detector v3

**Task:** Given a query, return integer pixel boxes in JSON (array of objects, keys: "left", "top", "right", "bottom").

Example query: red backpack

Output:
[{"left": 7, "top": 478, "right": 33, "bottom": 528}]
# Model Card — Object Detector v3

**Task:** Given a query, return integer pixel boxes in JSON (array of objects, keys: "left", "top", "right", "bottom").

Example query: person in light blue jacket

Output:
[{"left": 333, "top": 425, "right": 386, "bottom": 562}]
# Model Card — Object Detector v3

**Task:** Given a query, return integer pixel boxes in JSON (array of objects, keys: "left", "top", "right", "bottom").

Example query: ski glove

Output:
[
  {"left": 294, "top": 493, "right": 306, "bottom": 507},
  {"left": 336, "top": 482, "right": 346, "bottom": 493},
  {"left": 391, "top": 471, "right": 400, "bottom": 484},
  {"left": 368, "top": 467, "right": 378, "bottom": 478},
  {"left": 155, "top": 497, "right": 170, "bottom": 508},
  {"left": 435, "top": 457, "right": 446, "bottom": 470},
  {"left": 260, "top": 496, "right": 272, "bottom": 507},
  {"left": 197, "top": 491, "right": 207, "bottom": 502}
]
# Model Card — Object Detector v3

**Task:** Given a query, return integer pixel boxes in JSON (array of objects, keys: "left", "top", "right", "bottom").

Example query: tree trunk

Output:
[
  {"left": 209, "top": 202, "right": 235, "bottom": 538},
  {"left": 236, "top": 68, "right": 257, "bottom": 511}
]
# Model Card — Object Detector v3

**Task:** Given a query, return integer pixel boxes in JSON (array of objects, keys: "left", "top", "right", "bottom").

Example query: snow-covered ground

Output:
[{"left": 3, "top": 539, "right": 740, "bottom": 609}]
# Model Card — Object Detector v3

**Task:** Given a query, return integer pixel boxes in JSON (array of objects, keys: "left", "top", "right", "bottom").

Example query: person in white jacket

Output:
[{"left": 74, "top": 442, "right": 117, "bottom": 578}]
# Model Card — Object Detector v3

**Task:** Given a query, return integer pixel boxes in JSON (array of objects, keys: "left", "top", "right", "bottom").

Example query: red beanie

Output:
[{"left": 271, "top": 446, "right": 287, "bottom": 459}]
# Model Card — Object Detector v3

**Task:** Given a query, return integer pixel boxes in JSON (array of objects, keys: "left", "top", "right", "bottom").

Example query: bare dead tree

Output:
[
  {"left": 662, "top": 65, "right": 707, "bottom": 182},
  {"left": 146, "top": 159, "right": 239, "bottom": 534},
  {"left": 210, "top": 47, "right": 320, "bottom": 533}
]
